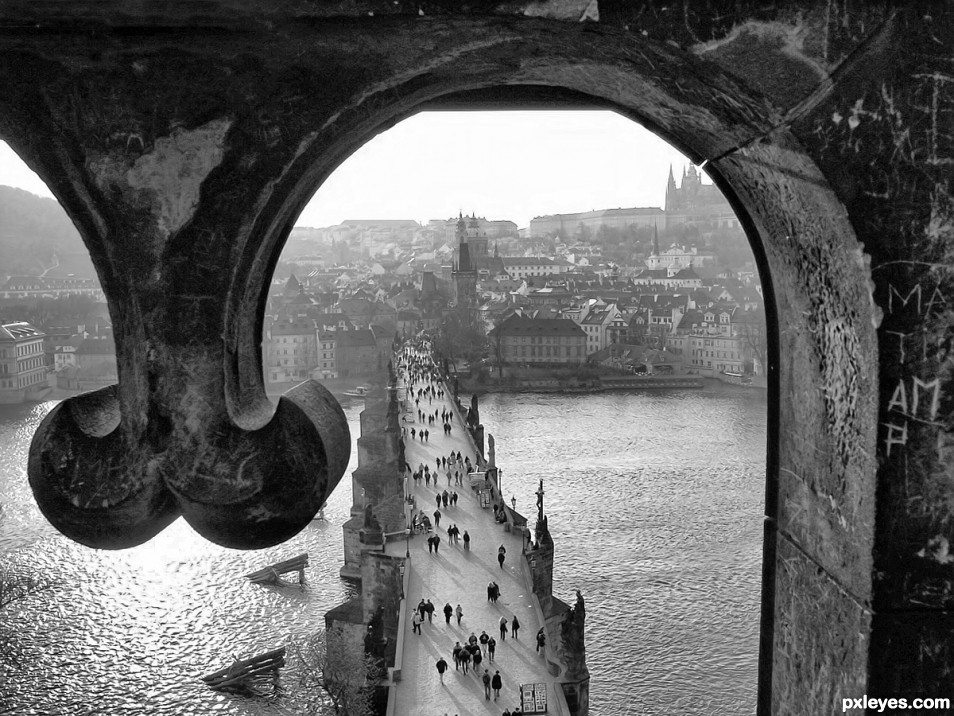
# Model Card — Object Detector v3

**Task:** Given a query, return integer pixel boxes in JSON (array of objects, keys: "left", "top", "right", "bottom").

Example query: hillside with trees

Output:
[{"left": 0, "top": 186, "right": 95, "bottom": 278}]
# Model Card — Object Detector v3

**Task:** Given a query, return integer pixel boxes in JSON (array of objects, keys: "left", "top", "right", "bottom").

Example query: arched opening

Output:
[
  {"left": 264, "top": 107, "right": 770, "bottom": 714},
  {"left": 253, "top": 48, "right": 874, "bottom": 711},
  {"left": 0, "top": 15, "right": 880, "bottom": 715}
]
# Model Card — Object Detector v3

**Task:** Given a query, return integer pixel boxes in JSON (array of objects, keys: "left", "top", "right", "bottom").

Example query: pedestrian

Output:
[
  {"left": 427, "top": 535, "right": 434, "bottom": 553},
  {"left": 434, "top": 509, "right": 441, "bottom": 527},
  {"left": 487, "top": 582, "right": 495, "bottom": 602},
  {"left": 492, "top": 670, "right": 502, "bottom": 700},
  {"left": 479, "top": 630, "right": 490, "bottom": 655},
  {"left": 410, "top": 427, "right": 416, "bottom": 440},
  {"left": 459, "top": 646, "right": 471, "bottom": 674},
  {"left": 442, "top": 489, "right": 449, "bottom": 507},
  {"left": 424, "top": 429, "right": 429, "bottom": 442},
  {"left": 412, "top": 610, "right": 422, "bottom": 635},
  {"left": 493, "top": 582, "right": 501, "bottom": 603},
  {"left": 444, "top": 602, "right": 453, "bottom": 624},
  {"left": 452, "top": 491, "right": 458, "bottom": 505},
  {"left": 472, "top": 646, "right": 483, "bottom": 672},
  {"left": 436, "top": 656, "right": 448, "bottom": 684},
  {"left": 497, "top": 544, "right": 506, "bottom": 569},
  {"left": 502, "top": 710, "right": 511, "bottom": 716},
  {"left": 499, "top": 615, "right": 508, "bottom": 640},
  {"left": 536, "top": 627, "right": 546, "bottom": 653},
  {"left": 433, "top": 533, "right": 441, "bottom": 553},
  {"left": 436, "top": 494, "right": 441, "bottom": 509},
  {"left": 425, "top": 599, "right": 435, "bottom": 623},
  {"left": 481, "top": 668, "right": 492, "bottom": 699},
  {"left": 455, "top": 603, "right": 463, "bottom": 625},
  {"left": 511, "top": 614, "right": 520, "bottom": 638},
  {"left": 452, "top": 641, "right": 462, "bottom": 669},
  {"left": 511, "top": 495, "right": 516, "bottom": 510},
  {"left": 463, "top": 531, "right": 470, "bottom": 551},
  {"left": 487, "top": 636, "right": 496, "bottom": 661}
]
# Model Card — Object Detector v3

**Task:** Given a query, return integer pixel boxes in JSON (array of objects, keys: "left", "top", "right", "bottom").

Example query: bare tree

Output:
[
  {"left": 288, "top": 627, "right": 378, "bottom": 716},
  {"left": 733, "top": 309, "right": 767, "bottom": 376}
]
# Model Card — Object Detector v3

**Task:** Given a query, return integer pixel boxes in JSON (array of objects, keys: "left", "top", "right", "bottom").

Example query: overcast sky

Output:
[{"left": 1, "top": 110, "right": 701, "bottom": 229}]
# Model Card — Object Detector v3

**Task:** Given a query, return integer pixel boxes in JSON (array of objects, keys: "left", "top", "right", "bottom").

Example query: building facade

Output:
[
  {"left": 489, "top": 315, "right": 586, "bottom": 365},
  {"left": 0, "top": 322, "right": 48, "bottom": 402}
]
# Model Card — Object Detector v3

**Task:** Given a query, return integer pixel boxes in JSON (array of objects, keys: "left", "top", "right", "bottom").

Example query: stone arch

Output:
[
  {"left": 0, "top": 13, "right": 887, "bottom": 713},
  {"left": 250, "top": 25, "right": 877, "bottom": 713}
]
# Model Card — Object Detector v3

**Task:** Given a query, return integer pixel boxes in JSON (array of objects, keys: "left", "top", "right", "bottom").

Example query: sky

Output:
[{"left": 0, "top": 110, "right": 700, "bottom": 229}]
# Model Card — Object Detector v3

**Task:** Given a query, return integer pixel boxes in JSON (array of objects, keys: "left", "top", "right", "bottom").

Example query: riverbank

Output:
[{"left": 457, "top": 371, "right": 765, "bottom": 396}]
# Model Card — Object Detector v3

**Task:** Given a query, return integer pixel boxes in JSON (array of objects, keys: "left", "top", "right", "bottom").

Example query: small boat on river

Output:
[{"left": 343, "top": 385, "right": 370, "bottom": 398}]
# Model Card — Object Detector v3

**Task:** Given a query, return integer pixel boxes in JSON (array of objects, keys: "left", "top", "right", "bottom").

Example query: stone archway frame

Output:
[
  {"left": 1, "top": 17, "right": 878, "bottom": 711},
  {"left": 250, "top": 21, "right": 879, "bottom": 713}
]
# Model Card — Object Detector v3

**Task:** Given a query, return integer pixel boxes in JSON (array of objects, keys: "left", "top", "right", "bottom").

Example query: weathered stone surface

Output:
[
  {"left": 771, "top": 536, "right": 870, "bottom": 716},
  {"left": 3, "top": 1, "right": 954, "bottom": 712}
]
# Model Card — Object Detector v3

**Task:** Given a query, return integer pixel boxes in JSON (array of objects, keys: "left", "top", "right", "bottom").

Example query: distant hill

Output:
[{"left": 0, "top": 185, "right": 96, "bottom": 278}]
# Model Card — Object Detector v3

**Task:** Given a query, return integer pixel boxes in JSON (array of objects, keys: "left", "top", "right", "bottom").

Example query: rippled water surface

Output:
[
  {"left": 478, "top": 387, "right": 767, "bottom": 716},
  {"left": 0, "top": 387, "right": 766, "bottom": 715}
]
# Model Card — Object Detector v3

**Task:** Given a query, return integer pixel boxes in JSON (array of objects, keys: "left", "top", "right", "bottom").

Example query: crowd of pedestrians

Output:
[{"left": 397, "top": 336, "right": 547, "bottom": 715}]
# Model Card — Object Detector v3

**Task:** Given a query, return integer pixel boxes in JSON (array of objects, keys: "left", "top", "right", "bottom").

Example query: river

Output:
[{"left": 0, "top": 385, "right": 766, "bottom": 715}]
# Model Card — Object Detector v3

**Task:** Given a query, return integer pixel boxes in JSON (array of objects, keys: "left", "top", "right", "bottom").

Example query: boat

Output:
[{"left": 343, "top": 385, "right": 370, "bottom": 398}]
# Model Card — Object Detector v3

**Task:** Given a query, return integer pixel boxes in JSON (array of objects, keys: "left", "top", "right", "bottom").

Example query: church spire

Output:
[{"left": 666, "top": 164, "right": 677, "bottom": 212}]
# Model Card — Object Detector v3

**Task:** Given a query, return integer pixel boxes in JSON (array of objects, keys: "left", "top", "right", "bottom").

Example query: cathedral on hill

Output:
[{"left": 663, "top": 164, "right": 739, "bottom": 231}]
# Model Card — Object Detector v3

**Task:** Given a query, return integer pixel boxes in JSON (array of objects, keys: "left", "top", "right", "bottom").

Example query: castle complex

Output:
[{"left": 529, "top": 164, "right": 740, "bottom": 238}]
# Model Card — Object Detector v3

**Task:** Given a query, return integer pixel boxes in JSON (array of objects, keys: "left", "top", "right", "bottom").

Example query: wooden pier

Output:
[
  {"left": 202, "top": 647, "right": 286, "bottom": 696},
  {"left": 244, "top": 553, "right": 308, "bottom": 587}
]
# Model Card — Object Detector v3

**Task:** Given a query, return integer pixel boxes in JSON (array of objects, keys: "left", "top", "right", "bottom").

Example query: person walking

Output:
[
  {"left": 436, "top": 656, "right": 448, "bottom": 684},
  {"left": 473, "top": 646, "right": 483, "bottom": 673},
  {"left": 443, "top": 602, "right": 453, "bottom": 624},
  {"left": 536, "top": 627, "right": 546, "bottom": 653},
  {"left": 425, "top": 599, "right": 435, "bottom": 623},
  {"left": 427, "top": 535, "right": 434, "bottom": 554},
  {"left": 491, "top": 670, "right": 502, "bottom": 700},
  {"left": 433, "top": 534, "right": 441, "bottom": 554},
  {"left": 434, "top": 509, "right": 441, "bottom": 527},
  {"left": 455, "top": 603, "right": 463, "bottom": 626},
  {"left": 499, "top": 616, "right": 508, "bottom": 641},
  {"left": 510, "top": 614, "right": 520, "bottom": 638},
  {"left": 459, "top": 646, "right": 471, "bottom": 674},
  {"left": 412, "top": 610, "right": 422, "bottom": 635},
  {"left": 482, "top": 669, "right": 492, "bottom": 700},
  {"left": 435, "top": 494, "right": 441, "bottom": 510},
  {"left": 479, "top": 630, "right": 490, "bottom": 656},
  {"left": 487, "top": 582, "right": 495, "bottom": 602},
  {"left": 487, "top": 636, "right": 496, "bottom": 661},
  {"left": 463, "top": 531, "right": 470, "bottom": 551},
  {"left": 452, "top": 641, "right": 463, "bottom": 670},
  {"left": 497, "top": 544, "right": 506, "bottom": 569}
]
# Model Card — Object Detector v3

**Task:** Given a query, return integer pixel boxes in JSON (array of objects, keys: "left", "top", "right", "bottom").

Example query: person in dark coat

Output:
[
  {"left": 425, "top": 599, "right": 435, "bottom": 622},
  {"left": 463, "top": 530, "right": 470, "bottom": 551},
  {"left": 487, "top": 636, "right": 496, "bottom": 661},
  {"left": 444, "top": 602, "right": 453, "bottom": 624},
  {"left": 499, "top": 616, "right": 508, "bottom": 640},
  {"left": 482, "top": 669, "right": 492, "bottom": 699},
  {"left": 510, "top": 614, "right": 520, "bottom": 638},
  {"left": 452, "top": 641, "right": 463, "bottom": 670},
  {"left": 491, "top": 670, "right": 503, "bottom": 700},
  {"left": 536, "top": 627, "right": 546, "bottom": 653},
  {"left": 473, "top": 647, "right": 483, "bottom": 673},
  {"left": 497, "top": 544, "right": 506, "bottom": 568},
  {"left": 432, "top": 534, "right": 441, "bottom": 553},
  {"left": 459, "top": 646, "right": 471, "bottom": 674},
  {"left": 436, "top": 657, "right": 448, "bottom": 684}
]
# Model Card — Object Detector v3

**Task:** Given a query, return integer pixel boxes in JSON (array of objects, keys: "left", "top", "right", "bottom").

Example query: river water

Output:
[{"left": 0, "top": 385, "right": 766, "bottom": 715}]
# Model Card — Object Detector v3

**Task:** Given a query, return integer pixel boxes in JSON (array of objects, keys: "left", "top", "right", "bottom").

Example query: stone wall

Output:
[{"left": 4, "top": 3, "right": 953, "bottom": 713}]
